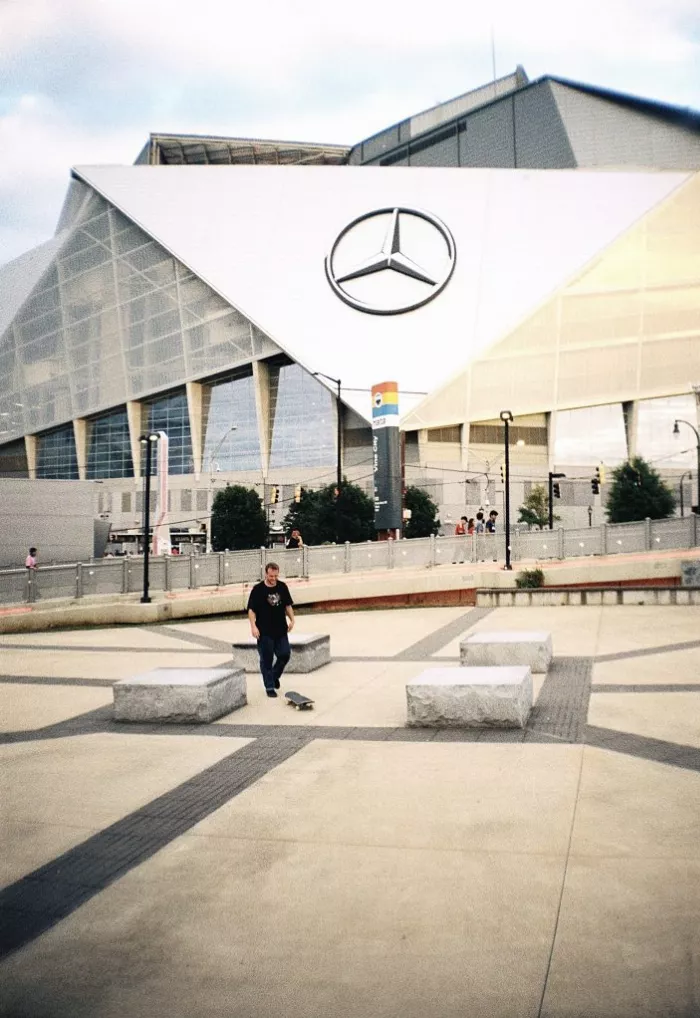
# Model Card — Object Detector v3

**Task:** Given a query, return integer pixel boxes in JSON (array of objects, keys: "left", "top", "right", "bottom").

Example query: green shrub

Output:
[{"left": 515, "top": 568, "right": 545, "bottom": 589}]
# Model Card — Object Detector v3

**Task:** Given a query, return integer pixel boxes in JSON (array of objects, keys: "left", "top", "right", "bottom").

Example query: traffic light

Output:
[
  {"left": 270, "top": 485, "right": 280, "bottom": 504},
  {"left": 591, "top": 476, "right": 600, "bottom": 495},
  {"left": 597, "top": 464, "right": 606, "bottom": 485},
  {"left": 552, "top": 482, "right": 561, "bottom": 499},
  {"left": 294, "top": 485, "right": 302, "bottom": 503},
  {"left": 500, "top": 463, "right": 505, "bottom": 483}
]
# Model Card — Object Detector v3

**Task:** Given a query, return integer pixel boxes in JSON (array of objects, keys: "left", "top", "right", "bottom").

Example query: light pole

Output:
[
  {"left": 499, "top": 410, "right": 513, "bottom": 570},
  {"left": 139, "top": 432, "right": 159, "bottom": 603},
  {"left": 206, "top": 425, "right": 237, "bottom": 553},
  {"left": 673, "top": 419, "right": 700, "bottom": 512}
]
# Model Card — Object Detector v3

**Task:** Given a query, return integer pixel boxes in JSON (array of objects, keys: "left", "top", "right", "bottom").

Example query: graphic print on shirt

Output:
[{"left": 267, "top": 592, "right": 281, "bottom": 607}]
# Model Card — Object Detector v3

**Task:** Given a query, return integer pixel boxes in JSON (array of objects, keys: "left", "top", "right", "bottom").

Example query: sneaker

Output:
[{"left": 266, "top": 689, "right": 278, "bottom": 698}]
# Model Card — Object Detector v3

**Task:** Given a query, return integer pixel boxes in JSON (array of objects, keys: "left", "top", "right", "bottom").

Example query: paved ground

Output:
[{"left": 1, "top": 604, "right": 699, "bottom": 1017}]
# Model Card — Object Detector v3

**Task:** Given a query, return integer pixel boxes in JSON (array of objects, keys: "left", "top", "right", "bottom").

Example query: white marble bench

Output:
[
  {"left": 406, "top": 666, "right": 533, "bottom": 729},
  {"left": 231, "top": 633, "right": 330, "bottom": 673},
  {"left": 460, "top": 631, "right": 552, "bottom": 673},
  {"left": 113, "top": 666, "right": 246, "bottom": 724}
]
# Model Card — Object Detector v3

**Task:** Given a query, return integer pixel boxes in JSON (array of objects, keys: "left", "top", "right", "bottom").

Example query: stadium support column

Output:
[
  {"left": 622, "top": 401, "right": 638, "bottom": 460},
  {"left": 126, "top": 401, "right": 143, "bottom": 481},
  {"left": 73, "top": 419, "right": 87, "bottom": 481},
  {"left": 186, "top": 381, "right": 203, "bottom": 479},
  {"left": 460, "top": 422, "right": 470, "bottom": 471},
  {"left": 546, "top": 411, "right": 556, "bottom": 473},
  {"left": 253, "top": 360, "right": 271, "bottom": 478},
  {"left": 24, "top": 435, "right": 37, "bottom": 480}
]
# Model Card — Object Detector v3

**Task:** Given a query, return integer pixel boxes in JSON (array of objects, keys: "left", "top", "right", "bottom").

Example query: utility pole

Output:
[{"left": 548, "top": 472, "right": 565, "bottom": 530}]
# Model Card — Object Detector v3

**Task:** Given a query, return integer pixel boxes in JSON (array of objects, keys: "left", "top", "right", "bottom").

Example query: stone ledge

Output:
[
  {"left": 476, "top": 587, "right": 700, "bottom": 608},
  {"left": 113, "top": 666, "right": 246, "bottom": 723},
  {"left": 460, "top": 631, "right": 552, "bottom": 672},
  {"left": 406, "top": 666, "right": 533, "bottom": 729},
  {"left": 232, "top": 633, "right": 330, "bottom": 673}
]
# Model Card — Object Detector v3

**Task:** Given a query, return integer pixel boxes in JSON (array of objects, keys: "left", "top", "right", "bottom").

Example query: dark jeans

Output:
[{"left": 257, "top": 633, "right": 291, "bottom": 690}]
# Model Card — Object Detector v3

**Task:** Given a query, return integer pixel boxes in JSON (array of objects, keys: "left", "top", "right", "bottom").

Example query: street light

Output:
[
  {"left": 499, "top": 410, "right": 513, "bottom": 570},
  {"left": 673, "top": 419, "right": 700, "bottom": 512},
  {"left": 139, "top": 432, "right": 160, "bottom": 603},
  {"left": 206, "top": 425, "right": 237, "bottom": 553}
]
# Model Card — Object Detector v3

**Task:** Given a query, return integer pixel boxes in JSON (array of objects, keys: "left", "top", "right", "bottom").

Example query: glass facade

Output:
[
  {"left": 0, "top": 190, "right": 279, "bottom": 444},
  {"left": 87, "top": 408, "right": 133, "bottom": 479},
  {"left": 554, "top": 404, "right": 628, "bottom": 466},
  {"left": 37, "top": 424, "right": 79, "bottom": 479},
  {"left": 636, "top": 395, "right": 698, "bottom": 470},
  {"left": 144, "top": 390, "right": 193, "bottom": 475},
  {"left": 269, "top": 362, "right": 335, "bottom": 469},
  {"left": 202, "top": 372, "right": 261, "bottom": 472},
  {"left": 0, "top": 439, "right": 28, "bottom": 477}
]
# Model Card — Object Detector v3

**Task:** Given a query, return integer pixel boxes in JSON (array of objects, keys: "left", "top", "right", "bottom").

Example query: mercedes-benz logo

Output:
[{"left": 325, "top": 206, "right": 456, "bottom": 315}]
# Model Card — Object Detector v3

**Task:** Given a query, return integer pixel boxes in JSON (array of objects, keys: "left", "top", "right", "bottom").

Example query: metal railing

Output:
[{"left": 0, "top": 514, "right": 697, "bottom": 606}]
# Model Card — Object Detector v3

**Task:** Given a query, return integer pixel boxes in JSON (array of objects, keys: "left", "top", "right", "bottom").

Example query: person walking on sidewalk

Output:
[{"left": 247, "top": 562, "right": 295, "bottom": 698}]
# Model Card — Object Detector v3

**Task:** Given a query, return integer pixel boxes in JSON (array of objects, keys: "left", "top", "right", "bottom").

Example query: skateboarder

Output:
[{"left": 247, "top": 561, "right": 295, "bottom": 698}]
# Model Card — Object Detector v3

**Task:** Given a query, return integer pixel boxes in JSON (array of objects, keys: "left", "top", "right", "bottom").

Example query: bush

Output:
[{"left": 515, "top": 568, "right": 545, "bottom": 589}]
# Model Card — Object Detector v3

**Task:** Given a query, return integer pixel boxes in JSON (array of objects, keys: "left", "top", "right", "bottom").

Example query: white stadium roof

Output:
[{"left": 72, "top": 164, "right": 687, "bottom": 422}]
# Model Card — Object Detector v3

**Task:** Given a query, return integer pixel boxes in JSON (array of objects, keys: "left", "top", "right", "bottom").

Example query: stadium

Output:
[{"left": 1, "top": 66, "right": 699, "bottom": 549}]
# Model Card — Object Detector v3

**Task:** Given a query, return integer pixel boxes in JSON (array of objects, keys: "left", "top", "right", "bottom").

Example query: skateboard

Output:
[{"left": 285, "top": 690, "right": 314, "bottom": 710}]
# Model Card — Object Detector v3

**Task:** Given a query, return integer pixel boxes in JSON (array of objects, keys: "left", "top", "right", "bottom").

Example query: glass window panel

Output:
[
  {"left": 0, "top": 438, "right": 28, "bottom": 477},
  {"left": 636, "top": 395, "right": 697, "bottom": 470},
  {"left": 87, "top": 408, "right": 134, "bottom": 478},
  {"left": 269, "top": 363, "right": 335, "bottom": 469},
  {"left": 202, "top": 372, "right": 261, "bottom": 472},
  {"left": 144, "top": 390, "right": 193, "bottom": 475},
  {"left": 554, "top": 404, "right": 628, "bottom": 467},
  {"left": 37, "top": 424, "right": 78, "bottom": 479}
]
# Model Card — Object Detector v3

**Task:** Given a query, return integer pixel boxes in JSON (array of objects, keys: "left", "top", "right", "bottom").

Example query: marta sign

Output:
[{"left": 372, "top": 382, "right": 402, "bottom": 532}]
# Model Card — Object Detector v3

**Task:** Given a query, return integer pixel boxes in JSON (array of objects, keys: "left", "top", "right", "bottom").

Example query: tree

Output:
[
  {"left": 605, "top": 456, "right": 676, "bottom": 523},
  {"left": 282, "top": 479, "right": 375, "bottom": 544},
  {"left": 403, "top": 485, "right": 439, "bottom": 538},
  {"left": 518, "top": 484, "right": 559, "bottom": 530},
  {"left": 211, "top": 485, "right": 268, "bottom": 551}
]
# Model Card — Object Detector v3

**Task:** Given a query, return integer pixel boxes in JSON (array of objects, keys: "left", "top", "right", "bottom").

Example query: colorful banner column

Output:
[
  {"left": 152, "top": 431, "right": 171, "bottom": 556},
  {"left": 372, "top": 381, "right": 402, "bottom": 533}
]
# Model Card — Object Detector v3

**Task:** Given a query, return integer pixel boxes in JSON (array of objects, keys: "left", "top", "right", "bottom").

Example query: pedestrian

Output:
[
  {"left": 286, "top": 528, "right": 303, "bottom": 550},
  {"left": 485, "top": 510, "right": 499, "bottom": 561},
  {"left": 475, "top": 512, "right": 485, "bottom": 534},
  {"left": 467, "top": 517, "right": 475, "bottom": 535},
  {"left": 25, "top": 547, "right": 38, "bottom": 570},
  {"left": 246, "top": 562, "right": 295, "bottom": 698},
  {"left": 452, "top": 516, "right": 468, "bottom": 563}
]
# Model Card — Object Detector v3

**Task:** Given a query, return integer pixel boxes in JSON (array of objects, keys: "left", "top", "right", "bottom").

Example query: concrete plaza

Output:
[{"left": 1, "top": 603, "right": 699, "bottom": 1017}]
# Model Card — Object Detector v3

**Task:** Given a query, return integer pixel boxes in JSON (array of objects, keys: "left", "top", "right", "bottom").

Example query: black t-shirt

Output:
[{"left": 247, "top": 580, "right": 293, "bottom": 637}]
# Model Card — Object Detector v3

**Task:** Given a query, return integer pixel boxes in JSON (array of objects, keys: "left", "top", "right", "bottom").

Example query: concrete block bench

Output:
[
  {"left": 114, "top": 666, "right": 246, "bottom": 724},
  {"left": 406, "top": 666, "right": 533, "bottom": 729},
  {"left": 232, "top": 633, "right": 330, "bottom": 673},
  {"left": 460, "top": 631, "right": 552, "bottom": 673}
]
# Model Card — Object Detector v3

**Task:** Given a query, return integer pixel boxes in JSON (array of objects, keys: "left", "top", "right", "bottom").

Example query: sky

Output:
[{"left": 1, "top": 0, "right": 699, "bottom": 266}]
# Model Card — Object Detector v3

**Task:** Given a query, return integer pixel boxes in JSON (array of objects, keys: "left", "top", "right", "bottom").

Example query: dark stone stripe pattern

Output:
[
  {"left": 526, "top": 657, "right": 593, "bottom": 743},
  {"left": 0, "top": 736, "right": 310, "bottom": 959},
  {"left": 393, "top": 607, "right": 493, "bottom": 660}
]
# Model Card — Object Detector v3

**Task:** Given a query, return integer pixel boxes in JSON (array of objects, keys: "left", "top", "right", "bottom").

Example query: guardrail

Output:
[{"left": 0, "top": 514, "right": 697, "bottom": 607}]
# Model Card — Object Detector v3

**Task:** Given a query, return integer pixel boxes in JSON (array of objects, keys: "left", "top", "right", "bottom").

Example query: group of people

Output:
[{"left": 453, "top": 510, "right": 498, "bottom": 536}]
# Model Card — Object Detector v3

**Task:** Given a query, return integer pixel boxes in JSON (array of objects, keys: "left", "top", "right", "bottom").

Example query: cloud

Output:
[{"left": 0, "top": 0, "right": 698, "bottom": 263}]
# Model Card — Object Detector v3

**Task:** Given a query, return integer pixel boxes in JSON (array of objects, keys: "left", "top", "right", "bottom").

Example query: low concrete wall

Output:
[{"left": 476, "top": 587, "right": 700, "bottom": 607}]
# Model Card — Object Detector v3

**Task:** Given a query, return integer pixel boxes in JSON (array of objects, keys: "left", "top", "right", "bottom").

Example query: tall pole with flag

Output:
[{"left": 372, "top": 382, "right": 402, "bottom": 539}]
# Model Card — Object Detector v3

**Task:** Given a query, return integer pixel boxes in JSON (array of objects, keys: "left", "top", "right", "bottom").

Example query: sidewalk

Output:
[{"left": 1, "top": 602, "right": 699, "bottom": 1016}]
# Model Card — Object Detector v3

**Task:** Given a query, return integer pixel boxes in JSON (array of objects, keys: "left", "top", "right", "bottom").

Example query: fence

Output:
[{"left": 0, "top": 514, "right": 697, "bottom": 607}]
